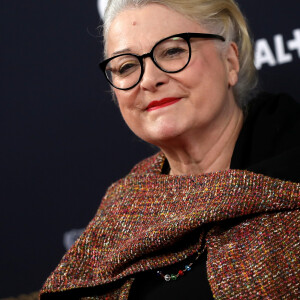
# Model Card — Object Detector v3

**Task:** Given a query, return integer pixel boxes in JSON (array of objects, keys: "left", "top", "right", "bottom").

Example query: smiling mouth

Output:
[{"left": 146, "top": 97, "right": 182, "bottom": 111}]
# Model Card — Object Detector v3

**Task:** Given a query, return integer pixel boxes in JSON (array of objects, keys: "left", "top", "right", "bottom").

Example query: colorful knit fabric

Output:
[{"left": 40, "top": 152, "right": 300, "bottom": 299}]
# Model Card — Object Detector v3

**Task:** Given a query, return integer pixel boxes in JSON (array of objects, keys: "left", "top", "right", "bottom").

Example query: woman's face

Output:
[{"left": 107, "top": 4, "right": 239, "bottom": 147}]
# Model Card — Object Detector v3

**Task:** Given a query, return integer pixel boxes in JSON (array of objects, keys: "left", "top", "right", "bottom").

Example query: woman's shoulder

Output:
[
  {"left": 247, "top": 92, "right": 300, "bottom": 119},
  {"left": 245, "top": 92, "right": 300, "bottom": 147},
  {"left": 231, "top": 92, "right": 300, "bottom": 182}
]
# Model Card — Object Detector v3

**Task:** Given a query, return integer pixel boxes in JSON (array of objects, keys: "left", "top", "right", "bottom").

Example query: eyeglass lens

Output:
[{"left": 105, "top": 36, "right": 190, "bottom": 90}]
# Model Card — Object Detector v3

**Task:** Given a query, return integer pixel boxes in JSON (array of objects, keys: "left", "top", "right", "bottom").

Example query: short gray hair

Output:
[{"left": 102, "top": 0, "right": 258, "bottom": 109}]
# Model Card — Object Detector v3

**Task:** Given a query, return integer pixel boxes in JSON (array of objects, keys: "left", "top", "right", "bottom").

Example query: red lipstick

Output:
[{"left": 146, "top": 97, "right": 181, "bottom": 111}]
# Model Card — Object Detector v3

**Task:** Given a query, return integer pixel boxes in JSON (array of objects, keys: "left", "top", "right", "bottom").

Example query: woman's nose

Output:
[{"left": 139, "top": 57, "right": 169, "bottom": 91}]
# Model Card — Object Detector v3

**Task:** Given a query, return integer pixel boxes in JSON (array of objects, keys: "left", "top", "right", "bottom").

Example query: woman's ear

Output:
[{"left": 226, "top": 42, "right": 240, "bottom": 87}]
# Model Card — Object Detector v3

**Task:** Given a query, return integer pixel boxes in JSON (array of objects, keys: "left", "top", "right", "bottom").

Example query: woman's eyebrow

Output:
[{"left": 111, "top": 48, "right": 132, "bottom": 56}]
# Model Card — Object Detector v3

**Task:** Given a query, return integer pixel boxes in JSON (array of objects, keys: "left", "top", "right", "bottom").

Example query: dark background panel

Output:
[{"left": 0, "top": 0, "right": 299, "bottom": 297}]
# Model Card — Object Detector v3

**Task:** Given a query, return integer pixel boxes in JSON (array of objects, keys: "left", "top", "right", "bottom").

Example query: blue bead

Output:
[{"left": 185, "top": 265, "right": 191, "bottom": 271}]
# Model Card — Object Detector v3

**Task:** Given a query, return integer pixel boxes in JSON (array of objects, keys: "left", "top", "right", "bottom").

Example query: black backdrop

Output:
[{"left": 0, "top": 0, "right": 299, "bottom": 297}]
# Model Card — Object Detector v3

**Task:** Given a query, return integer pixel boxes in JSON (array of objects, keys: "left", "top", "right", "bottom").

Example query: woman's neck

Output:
[{"left": 161, "top": 105, "right": 244, "bottom": 176}]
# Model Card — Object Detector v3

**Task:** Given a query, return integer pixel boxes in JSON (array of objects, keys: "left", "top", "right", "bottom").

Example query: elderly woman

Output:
[{"left": 40, "top": 0, "right": 299, "bottom": 299}]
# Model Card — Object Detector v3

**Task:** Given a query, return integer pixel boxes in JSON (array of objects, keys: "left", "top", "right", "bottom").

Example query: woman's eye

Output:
[
  {"left": 118, "top": 62, "right": 139, "bottom": 75},
  {"left": 164, "top": 47, "right": 186, "bottom": 57}
]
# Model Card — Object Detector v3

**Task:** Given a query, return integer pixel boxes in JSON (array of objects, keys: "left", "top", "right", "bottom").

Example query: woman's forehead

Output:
[{"left": 106, "top": 3, "right": 205, "bottom": 56}]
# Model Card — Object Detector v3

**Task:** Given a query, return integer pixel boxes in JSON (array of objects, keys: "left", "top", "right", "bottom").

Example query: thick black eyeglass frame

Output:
[{"left": 99, "top": 32, "right": 225, "bottom": 90}]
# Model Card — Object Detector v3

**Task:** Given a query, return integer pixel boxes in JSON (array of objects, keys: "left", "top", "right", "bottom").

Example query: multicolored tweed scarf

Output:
[{"left": 40, "top": 152, "right": 300, "bottom": 299}]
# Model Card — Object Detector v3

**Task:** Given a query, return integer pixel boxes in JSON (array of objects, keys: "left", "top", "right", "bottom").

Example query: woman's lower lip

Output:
[{"left": 146, "top": 98, "right": 181, "bottom": 111}]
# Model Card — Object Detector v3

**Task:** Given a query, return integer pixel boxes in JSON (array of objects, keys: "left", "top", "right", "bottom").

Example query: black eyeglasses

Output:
[{"left": 99, "top": 32, "right": 225, "bottom": 90}]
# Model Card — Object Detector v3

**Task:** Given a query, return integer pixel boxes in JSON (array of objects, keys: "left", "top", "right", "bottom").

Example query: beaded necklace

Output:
[
  {"left": 156, "top": 249, "right": 202, "bottom": 281},
  {"left": 155, "top": 227, "right": 207, "bottom": 282}
]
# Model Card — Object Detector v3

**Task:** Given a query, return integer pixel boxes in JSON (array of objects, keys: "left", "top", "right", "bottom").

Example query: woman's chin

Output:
[{"left": 139, "top": 127, "right": 185, "bottom": 148}]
